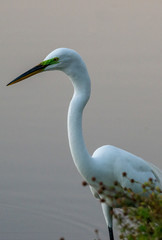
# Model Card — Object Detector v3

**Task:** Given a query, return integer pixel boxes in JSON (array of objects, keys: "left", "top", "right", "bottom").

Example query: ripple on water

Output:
[{"left": 0, "top": 199, "right": 108, "bottom": 240}]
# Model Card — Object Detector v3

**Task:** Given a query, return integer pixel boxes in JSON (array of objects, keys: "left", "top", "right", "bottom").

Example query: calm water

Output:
[{"left": 1, "top": 1, "right": 162, "bottom": 240}]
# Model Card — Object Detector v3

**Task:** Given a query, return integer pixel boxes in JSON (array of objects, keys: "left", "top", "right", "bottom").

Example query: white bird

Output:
[{"left": 7, "top": 48, "right": 162, "bottom": 240}]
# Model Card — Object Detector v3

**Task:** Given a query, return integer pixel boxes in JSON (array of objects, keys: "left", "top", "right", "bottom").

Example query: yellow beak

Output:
[{"left": 7, "top": 63, "right": 46, "bottom": 86}]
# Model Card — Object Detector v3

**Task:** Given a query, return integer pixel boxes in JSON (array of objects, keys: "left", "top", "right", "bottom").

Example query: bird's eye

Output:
[{"left": 53, "top": 57, "right": 59, "bottom": 62}]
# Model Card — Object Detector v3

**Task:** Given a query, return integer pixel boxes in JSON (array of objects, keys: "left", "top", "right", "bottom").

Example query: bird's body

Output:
[
  {"left": 7, "top": 48, "right": 162, "bottom": 240},
  {"left": 92, "top": 145, "right": 159, "bottom": 193}
]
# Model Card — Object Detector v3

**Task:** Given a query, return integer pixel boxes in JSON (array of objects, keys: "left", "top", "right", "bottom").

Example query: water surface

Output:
[{"left": 0, "top": 1, "right": 162, "bottom": 239}]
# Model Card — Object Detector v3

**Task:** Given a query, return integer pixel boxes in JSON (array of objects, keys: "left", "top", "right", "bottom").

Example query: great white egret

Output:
[{"left": 7, "top": 48, "right": 162, "bottom": 240}]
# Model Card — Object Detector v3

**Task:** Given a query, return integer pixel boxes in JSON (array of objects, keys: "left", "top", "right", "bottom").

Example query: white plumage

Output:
[{"left": 7, "top": 48, "right": 162, "bottom": 240}]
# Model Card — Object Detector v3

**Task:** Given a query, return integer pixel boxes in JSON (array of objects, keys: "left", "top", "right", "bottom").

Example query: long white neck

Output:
[{"left": 63, "top": 59, "right": 93, "bottom": 182}]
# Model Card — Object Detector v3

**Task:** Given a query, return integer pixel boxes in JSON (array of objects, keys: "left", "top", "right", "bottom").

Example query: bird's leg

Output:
[
  {"left": 101, "top": 203, "right": 114, "bottom": 240},
  {"left": 108, "top": 226, "right": 114, "bottom": 240}
]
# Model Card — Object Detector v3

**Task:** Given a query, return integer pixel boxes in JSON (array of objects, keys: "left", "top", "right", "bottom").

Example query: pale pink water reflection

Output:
[{"left": 0, "top": 1, "right": 162, "bottom": 240}]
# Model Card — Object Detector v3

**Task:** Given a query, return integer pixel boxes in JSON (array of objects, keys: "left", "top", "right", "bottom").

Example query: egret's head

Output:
[{"left": 7, "top": 48, "right": 81, "bottom": 86}]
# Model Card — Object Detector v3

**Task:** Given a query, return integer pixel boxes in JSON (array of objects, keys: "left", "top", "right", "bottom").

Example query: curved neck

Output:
[{"left": 66, "top": 66, "right": 93, "bottom": 181}]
